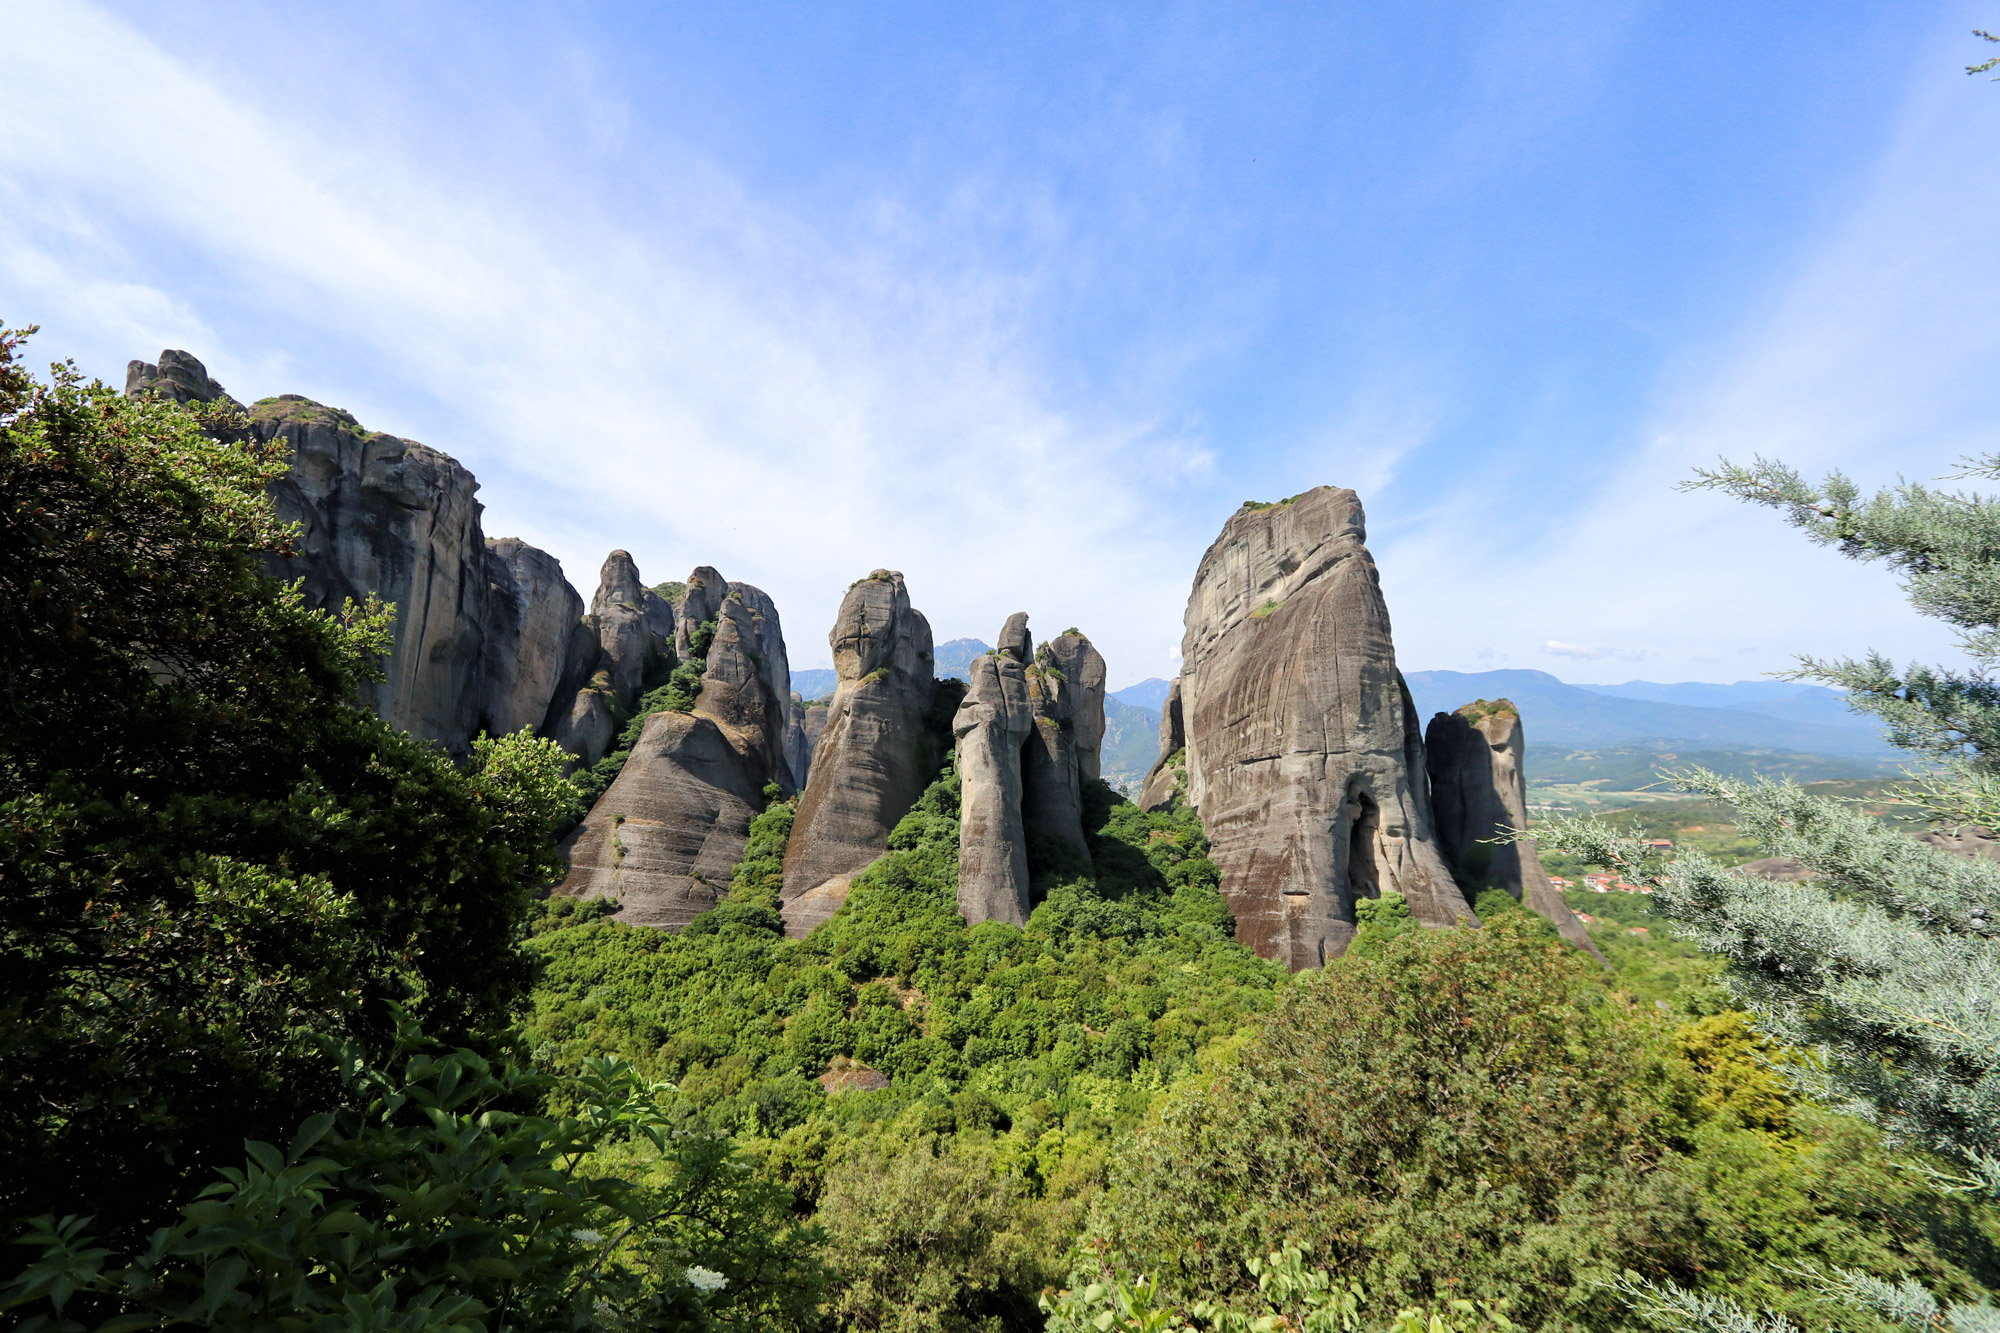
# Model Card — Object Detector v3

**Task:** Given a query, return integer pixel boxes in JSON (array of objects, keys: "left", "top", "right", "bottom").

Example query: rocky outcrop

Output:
[
  {"left": 1138, "top": 677, "right": 1185, "bottom": 811},
  {"left": 555, "top": 566, "right": 798, "bottom": 929},
  {"left": 126, "top": 350, "right": 239, "bottom": 405},
  {"left": 956, "top": 624, "right": 1037, "bottom": 926},
  {"left": 555, "top": 710, "right": 766, "bottom": 928},
  {"left": 1175, "top": 487, "right": 1473, "bottom": 969},
  {"left": 589, "top": 551, "right": 675, "bottom": 705},
  {"left": 780, "top": 570, "right": 940, "bottom": 937},
  {"left": 953, "top": 614, "right": 1110, "bottom": 927},
  {"left": 482, "top": 538, "right": 585, "bottom": 738},
  {"left": 784, "top": 693, "right": 816, "bottom": 789},
  {"left": 126, "top": 353, "right": 593, "bottom": 754},
  {"left": 1426, "top": 700, "right": 1604, "bottom": 962},
  {"left": 250, "top": 392, "right": 505, "bottom": 748}
]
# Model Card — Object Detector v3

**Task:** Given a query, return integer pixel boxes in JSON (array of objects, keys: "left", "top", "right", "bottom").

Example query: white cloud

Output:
[
  {"left": 0, "top": 0, "right": 1198, "bottom": 680},
  {"left": 1542, "top": 640, "right": 1646, "bottom": 662}
]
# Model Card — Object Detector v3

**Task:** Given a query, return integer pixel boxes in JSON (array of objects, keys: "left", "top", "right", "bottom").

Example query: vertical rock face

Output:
[
  {"left": 590, "top": 551, "right": 675, "bottom": 705},
  {"left": 481, "top": 538, "right": 584, "bottom": 738},
  {"left": 1138, "top": 677, "right": 1186, "bottom": 812},
  {"left": 250, "top": 393, "right": 497, "bottom": 748},
  {"left": 780, "top": 570, "right": 939, "bottom": 937},
  {"left": 783, "top": 693, "right": 816, "bottom": 790},
  {"left": 955, "top": 629, "right": 1036, "bottom": 926},
  {"left": 1426, "top": 701, "right": 1604, "bottom": 962},
  {"left": 953, "top": 615, "right": 1110, "bottom": 927},
  {"left": 1176, "top": 486, "right": 1472, "bottom": 969},
  {"left": 127, "top": 354, "right": 595, "bottom": 755},
  {"left": 555, "top": 567, "right": 798, "bottom": 929},
  {"left": 1041, "top": 631, "right": 1108, "bottom": 781}
]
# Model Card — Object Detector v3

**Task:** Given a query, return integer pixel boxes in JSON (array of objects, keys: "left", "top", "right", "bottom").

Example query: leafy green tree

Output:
[
  {"left": 1094, "top": 918, "right": 1708, "bottom": 1330},
  {"left": 2, "top": 1010, "right": 824, "bottom": 1332},
  {"left": 0, "top": 326, "right": 571, "bottom": 1242}
]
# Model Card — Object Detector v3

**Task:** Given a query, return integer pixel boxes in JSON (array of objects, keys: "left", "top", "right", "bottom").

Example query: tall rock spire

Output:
[
  {"left": 1174, "top": 486, "right": 1473, "bottom": 968},
  {"left": 780, "top": 570, "right": 940, "bottom": 936},
  {"left": 1426, "top": 700, "right": 1605, "bottom": 962}
]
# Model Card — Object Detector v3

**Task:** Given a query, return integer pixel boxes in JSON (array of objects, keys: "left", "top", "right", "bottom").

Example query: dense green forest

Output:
[{"left": 5, "top": 333, "right": 1998, "bottom": 1331}]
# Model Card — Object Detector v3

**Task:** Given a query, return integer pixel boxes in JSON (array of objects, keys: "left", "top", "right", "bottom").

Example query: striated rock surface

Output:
[
  {"left": 955, "top": 625, "right": 1037, "bottom": 926},
  {"left": 781, "top": 571, "right": 939, "bottom": 936},
  {"left": 783, "top": 692, "right": 816, "bottom": 789},
  {"left": 1138, "top": 677, "right": 1186, "bottom": 812},
  {"left": 556, "top": 566, "right": 798, "bottom": 928},
  {"left": 1175, "top": 487, "right": 1472, "bottom": 969},
  {"left": 556, "top": 711, "right": 765, "bottom": 929},
  {"left": 1426, "top": 700, "right": 1604, "bottom": 962}
]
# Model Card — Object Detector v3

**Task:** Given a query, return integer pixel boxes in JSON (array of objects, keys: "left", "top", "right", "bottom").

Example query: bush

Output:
[{"left": 1095, "top": 918, "right": 1705, "bottom": 1330}]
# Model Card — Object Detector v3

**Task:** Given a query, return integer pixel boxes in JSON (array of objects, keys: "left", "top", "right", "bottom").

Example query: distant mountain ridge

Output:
[
  {"left": 1111, "top": 678, "right": 1173, "bottom": 710},
  {"left": 1403, "top": 669, "right": 1895, "bottom": 759}
]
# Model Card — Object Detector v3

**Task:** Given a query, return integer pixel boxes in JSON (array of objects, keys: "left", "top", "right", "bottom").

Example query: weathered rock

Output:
[
  {"left": 955, "top": 629, "right": 1037, "bottom": 926},
  {"left": 554, "top": 710, "right": 765, "bottom": 929},
  {"left": 481, "top": 538, "right": 584, "bottom": 737},
  {"left": 556, "top": 567, "right": 798, "bottom": 927},
  {"left": 781, "top": 571, "right": 939, "bottom": 935},
  {"left": 589, "top": 551, "right": 674, "bottom": 705},
  {"left": 251, "top": 393, "right": 496, "bottom": 747},
  {"left": 1176, "top": 487, "right": 1472, "bottom": 969},
  {"left": 1426, "top": 700, "right": 1605, "bottom": 963},
  {"left": 128, "top": 357, "right": 597, "bottom": 754},
  {"left": 1041, "top": 631, "right": 1108, "bottom": 781},
  {"left": 700, "top": 583, "right": 794, "bottom": 789},
  {"left": 1138, "top": 677, "right": 1185, "bottom": 812},
  {"left": 676, "top": 566, "right": 726, "bottom": 660},
  {"left": 783, "top": 692, "right": 816, "bottom": 789},
  {"left": 125, "top": 349, "right": 237, "bottom": 405},
  {"left": 544, "top": 620, "right": 613, "bottom": 765},
  {"left": 1021, "top": 646, "right": 1089, "bottom": 866}
]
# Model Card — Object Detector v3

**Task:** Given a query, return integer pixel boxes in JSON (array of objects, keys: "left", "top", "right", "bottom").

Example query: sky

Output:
[{"left": 3, "top": 2, "right": 1998, "bottom": 689}]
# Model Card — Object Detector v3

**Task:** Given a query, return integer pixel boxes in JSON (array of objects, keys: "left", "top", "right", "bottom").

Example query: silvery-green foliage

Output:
[{"left": 1525, "top": 449, "right": 2000, "bottom": 1333}]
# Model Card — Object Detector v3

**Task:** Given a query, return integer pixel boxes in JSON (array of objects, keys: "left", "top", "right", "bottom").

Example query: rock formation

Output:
[
  {"left": 955, "top": 620, "right": 1038, "bottom": 925},
  {"left": 127, "top": 353, "right": 590, "bottom": 755},
  {"left": 780, "top": 571, "right": 939, "bottom": 937},
  {"left": 554, "top": 567, "right": 798, "bottom": 929},
  {"left": 1173, "top": 487, "right": 1473, "bottom": 969},
  {"left": 482, "top": 538, "right": 586, "bottom": 738},
  {"left": 1138, "top": 677, "right": 1185, "bottom": 811},
  {"left": 953, "top": 615, "right": 1110, "bottom": 927},
  {"left": 1425, "top": 700, "right": 1604, "bottom": 962}
]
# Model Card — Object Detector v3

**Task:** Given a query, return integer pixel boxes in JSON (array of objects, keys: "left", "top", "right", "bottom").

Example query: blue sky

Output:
[{"left": 4, "top": 2, "right": 1998, "bottom": 688}]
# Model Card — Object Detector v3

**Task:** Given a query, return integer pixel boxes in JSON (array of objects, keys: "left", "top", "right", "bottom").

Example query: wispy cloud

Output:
[
  {"left": 1543, "top": 640, "right": 1646, "bottom": 662},
  {"left": 0, "top": 0, "right": 1197, "bottom": 680}
]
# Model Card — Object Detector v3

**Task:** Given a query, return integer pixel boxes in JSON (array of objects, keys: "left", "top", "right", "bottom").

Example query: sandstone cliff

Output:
[
  {"left": 127, "top": 353, "right": 589, "bottom": 755},
  {"left": 780, "top": 571, "right": 940, "bottom": 937},
  {"left": 1175, "top": 487, "right": 1472, "bottom": 969},
  {"left": 1426, "top": 700, "right": 1605, "bottom": 962},
  {"left": 554, "top": 566, "right": 798, "bottom": 929}
]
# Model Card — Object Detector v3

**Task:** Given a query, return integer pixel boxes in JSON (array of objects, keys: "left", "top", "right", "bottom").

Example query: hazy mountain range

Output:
[{"left": 801, "top": 657, "right": 1896, "bottom": 790}]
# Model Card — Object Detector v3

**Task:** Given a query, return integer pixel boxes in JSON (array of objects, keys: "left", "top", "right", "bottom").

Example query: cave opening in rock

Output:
[{"left": 1345, "top": 788, "right": 1381, "bottom": 904}]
